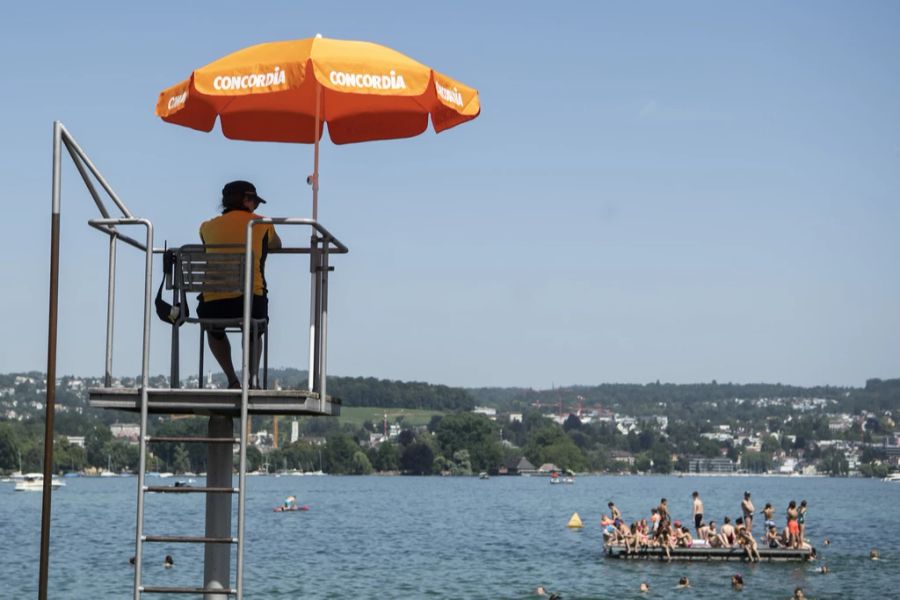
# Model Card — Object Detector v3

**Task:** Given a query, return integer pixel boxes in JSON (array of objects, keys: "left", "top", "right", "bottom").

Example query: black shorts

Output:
[
  {"left": 694, "top": 514, "right": 703, "bottom": 529},
  {"left": 197, "top": 295, "right": 268, "bottom": 339}
]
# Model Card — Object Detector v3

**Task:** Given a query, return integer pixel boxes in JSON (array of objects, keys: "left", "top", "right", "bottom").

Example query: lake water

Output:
[{"left": 1, "top": 475, "right": 897, "bottom": 599}]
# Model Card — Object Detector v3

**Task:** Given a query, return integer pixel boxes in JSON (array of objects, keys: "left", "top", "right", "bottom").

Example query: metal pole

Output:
[
  {"left": 307, "top": 237, "right": 317, "bottom": 392},
  {"left": 204, "top": 416, "right": 233, "bottom": 600},
  {"left": 59, "top": 127, "right": 134, "bottom": 218},
  {"left": 104, "top": 234, "right": 117, "bottom": 387},
  {"left": 319, "top": 242, "right": 330, "bottom": 409},
  {"left": 310, "top": 240, "right": 323, "bottom": 394},
  {"left": 133, "top": 219, "right": 154, "bottom": 600},
  {"left": 236, "top": 222, "right": 255, "bottom": 600},
  {"left": 38, "top": 120, "right": 63, "bottom": 600},
  {"left": 64, "top": 140, "right": 111, "bottom": 220}
]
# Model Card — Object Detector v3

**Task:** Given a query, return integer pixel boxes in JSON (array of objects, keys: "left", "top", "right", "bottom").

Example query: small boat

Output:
[
  {"left": 100, "top": 455, "right": 117, "bottom": 477},
  {"left": 549, "top": 473, "right": 575, "bottom": 484},
  {"left": 882, "top": 473, "right": 900, "bottom": 482},
  {"left": 273, "top": 504, "right": 310, "bottom": 512},
  {"left": 479, "top": 472, "right": 490, "bottom": 480},
  {"left": 15, "top": 473, "right": 65, "bottom": 492}
]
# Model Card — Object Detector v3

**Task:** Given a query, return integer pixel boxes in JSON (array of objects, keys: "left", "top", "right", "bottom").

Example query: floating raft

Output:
[{"left": 605, "top": 544, "right": 814, "bottom": 562}]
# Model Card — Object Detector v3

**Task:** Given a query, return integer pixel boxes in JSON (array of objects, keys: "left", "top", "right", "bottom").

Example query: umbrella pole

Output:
[
  {"left": 312, "top": 82, "right": 321, "bottom": 221},
  {"left": 308, "top": 82, "right": 322, "bottom": 392}
]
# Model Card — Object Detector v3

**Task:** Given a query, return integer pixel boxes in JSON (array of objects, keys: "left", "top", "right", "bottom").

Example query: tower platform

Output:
[{"left": 88, "top": 387, "right": 340, "bottom": 417}]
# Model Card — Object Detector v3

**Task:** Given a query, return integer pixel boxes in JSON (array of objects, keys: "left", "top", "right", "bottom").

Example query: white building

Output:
[
  {"left": 473, "top": 406, "right": 497, "bottom": 419},
  {"left": 110, "top": 422, "right": 140, "bottom": 442}
]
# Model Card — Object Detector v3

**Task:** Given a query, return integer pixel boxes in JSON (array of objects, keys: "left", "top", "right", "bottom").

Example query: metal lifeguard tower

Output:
[{"left": 40, "top": 122, "right": 346, "bottom": 599}]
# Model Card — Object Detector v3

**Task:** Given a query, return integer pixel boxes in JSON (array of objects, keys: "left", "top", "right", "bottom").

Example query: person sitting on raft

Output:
[
  {"left": 637, "top": 521, "right": 650, "bottom": 550},
  {"left": 680, "top": 525, "right": 694, "bottom": 548},
  {"left": 674, "top": 522, "right": 692, "bottom": 548},
  {"left": 283, "top": 495, "right": 297, "bottom": 510},
  {"left": 707, "top": 521, "right": 722, "bottom": 547},
  {"left": 696, "top": 520, "right": 711, "bottom": 546},
  {"left": 737, "top": 525, "right": 761, "bottom": 562},
  {"left": 656, "top": 521, "right": 673, "bottom": 561},
  {"left": 719, "top": 517, "right": 736, "bottom": 547},
  {"left": 601, "top": 515, "right": 616, "bottom": 545},
  {"left": 764, "top": 524, "right": 784, "bottom": 548}
]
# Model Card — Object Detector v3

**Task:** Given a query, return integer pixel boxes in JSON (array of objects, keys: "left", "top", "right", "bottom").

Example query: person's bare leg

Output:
[
  {"left": 207, "top": 334, "right": 239, "bottom": 386},
  {"left": 252, "top": 332, "right": 264, "bottom": 388}
]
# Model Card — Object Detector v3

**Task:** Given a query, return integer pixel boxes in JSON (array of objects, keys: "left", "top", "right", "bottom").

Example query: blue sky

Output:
[{"left": 1, "top": 1, "right": 898, "bottom": 388}]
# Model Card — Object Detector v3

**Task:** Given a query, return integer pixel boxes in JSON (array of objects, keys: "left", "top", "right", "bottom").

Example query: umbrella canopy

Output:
[{"left": 155, "top": 36, "right": 480, "bottom": 145}]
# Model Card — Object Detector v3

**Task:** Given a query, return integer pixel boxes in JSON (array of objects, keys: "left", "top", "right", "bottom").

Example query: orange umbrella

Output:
[{"left": 156, "top": 35, "right": 480, "bottom": 218}]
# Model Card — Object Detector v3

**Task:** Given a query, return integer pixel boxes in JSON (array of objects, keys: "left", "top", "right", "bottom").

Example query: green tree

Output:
[
  {"left": 85, "top": 423, "right": 113, "bottom": 467},
  {"left": 819, "top": 447, "right": 849, "bottom": 476},
  {"left": 563, "top": 414, "right": 582, "bottom": 432},
  {"left": 54, "top": 436, "right": 86, "bottom": 473},
  {"left": 524, "top": 425, "right": 566, "bottom": 465},
  {"left": 760, "top": 435, "right": 781, "bottom": 454},
  {"left": 536, "top": 436, "right": 587, "bottom": 472},
  {"left": 324, "top": 433, "right": 360, "bottom": 474},
  {"left": 633, "top": 453, "right": 651, "bottom": 473},
  {"left": 859, "top": 463, "right": 890, "bottom": 478},
  {"left": 0, "top": 423, "right": 21, "bottom": 471},
  {"left": 427, "top": 415, "right": 444, "bottom": 433},
  {"left": 371, "top": 442, "right": 399, "bottom": 472},
  {"left": 351, "top": 450, "right": 373, "bottom": 474},
  {"left": 451, "top": 449, "right": 473, "bottom": 475},
  {"left": 399, "top": 440, "right": 434, "bottom": 475},
  {"left": 649, "top": 443, "right": 673, "bottom": 474},
  {"left": 245, "top": 446, "right": 263, "bottom": 472},
  {"left": 741, "top": 451, "right": 773, "bottom": 474},
  {"left": 108, "top": 439, "right": 140, "bottom": 472},
  {"left": 172, "top": 445, "right": 191, "bottom": 474},
  {"left": 435, "top": 413, "right": 502, "bottom": 473}
]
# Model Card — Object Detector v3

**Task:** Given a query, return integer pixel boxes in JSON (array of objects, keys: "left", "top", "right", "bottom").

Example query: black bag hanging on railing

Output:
[{"left": 154, "top": 248, "right": 189, "bottom": 325}]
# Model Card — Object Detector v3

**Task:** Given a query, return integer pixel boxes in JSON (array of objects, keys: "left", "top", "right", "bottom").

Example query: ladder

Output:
[{"left": 132, "top": 396, "right": 251, "bottom": 598}]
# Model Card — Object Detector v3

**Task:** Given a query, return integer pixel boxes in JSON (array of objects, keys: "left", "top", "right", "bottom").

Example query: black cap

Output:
[{"left": 222, "top": 180, "right": 265, "bottom": 204}]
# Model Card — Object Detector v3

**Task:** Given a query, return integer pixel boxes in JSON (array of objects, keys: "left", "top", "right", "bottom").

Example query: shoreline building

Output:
[{"left": 688, "top": 457, "right": 736, "bottom": 474}]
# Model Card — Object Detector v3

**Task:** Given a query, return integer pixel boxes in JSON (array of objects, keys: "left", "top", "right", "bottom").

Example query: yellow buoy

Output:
[{"left": 567, "top": 512, "right": 584, "bottom": 528}]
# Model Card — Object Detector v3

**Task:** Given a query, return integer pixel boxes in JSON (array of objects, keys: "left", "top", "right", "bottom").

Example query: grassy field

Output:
[{"left": 337, "top": 406, "right": 445, "bottom": 429}]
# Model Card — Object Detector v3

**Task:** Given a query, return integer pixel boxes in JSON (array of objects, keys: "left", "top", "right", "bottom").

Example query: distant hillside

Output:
[
  {"left": 256, "top": 368, "right": 475, "bottom": 411},
  {"left": 3, "top": 370, "right": 897, "bottom": 422},
  {"left": 466, "top": 379, "right": 900, "bottom": 417}
]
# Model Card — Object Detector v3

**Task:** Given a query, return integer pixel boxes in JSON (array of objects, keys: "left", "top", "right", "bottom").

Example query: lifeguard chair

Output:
[{"left": 43, "top": 122, "right": 346, "bottom": 598}]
